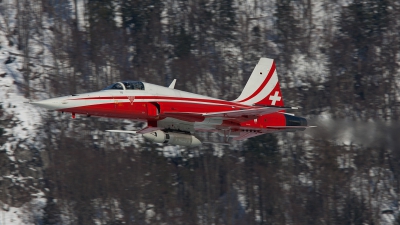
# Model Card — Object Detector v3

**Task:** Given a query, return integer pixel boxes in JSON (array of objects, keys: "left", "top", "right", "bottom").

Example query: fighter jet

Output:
[{"left": 31, "top": 58, "right": 314, "bottom": 146}]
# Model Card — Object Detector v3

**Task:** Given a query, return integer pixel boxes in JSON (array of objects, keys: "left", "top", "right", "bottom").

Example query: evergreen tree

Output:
[
  {"left": 329, "top": 0, "right": 393, "bottom": 118},
  {"left": 42, "top": 197, "right": 61, "bottom": 225},
  {"left": 214, "top": 0, "right": 236, "bottom": 40},
  {"left": 243, "top": 134, "right": 279, "bottom": 166},
  {"left": 87, "top": 0, "right": 116, "bottom": 46},
  {"left": 172, "top": 25, "right": 193, "bottom": 59},
  {"left": 120, "top": 0, "right": 161, "bottom": 33},
  {"left": 120, "top": 0, "right": 163, "bottom": 68},
  {"left": 275, "top": 0, "right": 301, "bottom": 65}
]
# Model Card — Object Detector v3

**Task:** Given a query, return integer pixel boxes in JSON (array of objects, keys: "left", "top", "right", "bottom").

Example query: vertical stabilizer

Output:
[{"left": 234, "top": 58, "right": 284, "bottom": 107}]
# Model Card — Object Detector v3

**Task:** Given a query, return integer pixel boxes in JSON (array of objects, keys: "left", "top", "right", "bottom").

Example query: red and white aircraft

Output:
[{"left": 32, "top": 58, "right": 314, "bottom": 146}]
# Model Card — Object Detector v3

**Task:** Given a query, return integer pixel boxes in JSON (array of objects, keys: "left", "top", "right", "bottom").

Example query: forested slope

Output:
[{"left": 0, "top": 0, "right": 399, "bottom": 224}]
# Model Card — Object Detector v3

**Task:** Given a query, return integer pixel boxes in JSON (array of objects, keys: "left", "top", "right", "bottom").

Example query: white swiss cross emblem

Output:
[{"left": 269, "top": 91, "right": 281, "bottom": 105}]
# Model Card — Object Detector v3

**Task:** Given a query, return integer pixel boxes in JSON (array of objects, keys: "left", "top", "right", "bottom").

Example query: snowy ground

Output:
[
  {"left": 0, "top": 49, "right": 45, "bottom": 153},
  {"left": 0, "top": 192, "right": 45, "bottom": 225}
]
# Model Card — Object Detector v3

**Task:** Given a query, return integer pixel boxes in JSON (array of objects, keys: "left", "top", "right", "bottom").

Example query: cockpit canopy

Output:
[{"left": 103, "top": 81, "right": 145, "bottom": 90}]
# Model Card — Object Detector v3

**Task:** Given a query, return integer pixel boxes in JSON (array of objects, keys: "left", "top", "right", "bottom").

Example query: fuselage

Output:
[{"left": 32, "top": 81, "right": 293, "bottom": 134}]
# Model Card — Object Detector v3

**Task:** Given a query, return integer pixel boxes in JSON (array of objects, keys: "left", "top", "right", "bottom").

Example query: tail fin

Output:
[{"left": 234, "top": 58, "right": 284, "bottom": 107}]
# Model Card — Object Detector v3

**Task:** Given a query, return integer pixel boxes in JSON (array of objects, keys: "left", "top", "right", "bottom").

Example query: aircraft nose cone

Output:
[{"left": 31, "top": 99, "right": 61, "bottom": 110}]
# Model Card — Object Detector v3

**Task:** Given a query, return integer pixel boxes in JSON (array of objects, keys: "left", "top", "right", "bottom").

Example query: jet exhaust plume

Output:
[{"left": 306, "top": 117, "right": 400, "bottom": 150}]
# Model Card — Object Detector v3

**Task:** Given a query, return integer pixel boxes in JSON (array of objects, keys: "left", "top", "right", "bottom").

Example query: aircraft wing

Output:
[
  {"left": 162, "top": 106, "right": 296, "bottom": 121},
  {"left": 202, "top": 106, "right": 297, "bottom": 118}
]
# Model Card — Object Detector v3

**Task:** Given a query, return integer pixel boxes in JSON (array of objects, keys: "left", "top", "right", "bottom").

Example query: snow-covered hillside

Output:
[{"left": 0, "top": 0, "right": 399, "bottom": 224}]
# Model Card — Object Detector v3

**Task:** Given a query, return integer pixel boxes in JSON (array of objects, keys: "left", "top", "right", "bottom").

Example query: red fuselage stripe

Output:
[
  {"left": 72, "top": 96, "right": 251, "bottom": 108},
  {"left": 238, "top": 62, "right": 276, "bottom": 102}
]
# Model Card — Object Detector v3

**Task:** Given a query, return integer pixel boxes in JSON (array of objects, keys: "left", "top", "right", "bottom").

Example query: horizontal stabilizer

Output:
[{"left": 255, "top": 104, "right": 299, "bottom": 109}]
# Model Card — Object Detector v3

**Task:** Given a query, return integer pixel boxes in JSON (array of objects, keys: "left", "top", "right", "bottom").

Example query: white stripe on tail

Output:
[{"left": 234, "top": 58, "right": 284, "bottom": 107}]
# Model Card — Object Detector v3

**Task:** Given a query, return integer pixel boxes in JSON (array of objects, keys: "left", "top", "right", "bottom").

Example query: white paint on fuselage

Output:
[
  {"left": 31, "top": 95, "right": 83, "bottom": 110},
  {"left": 143, "top": 82, "right": 219, "bottom": 100},
  {"left": 33, "top": 82, "right": 230, "bottom": 111}
]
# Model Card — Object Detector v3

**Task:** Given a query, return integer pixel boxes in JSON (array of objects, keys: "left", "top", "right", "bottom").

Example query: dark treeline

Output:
[{"left": 1, "top": 0, "right": 400, "bottom": 224}]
